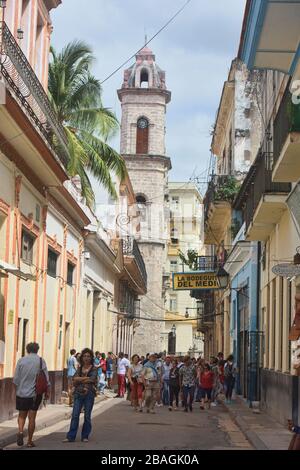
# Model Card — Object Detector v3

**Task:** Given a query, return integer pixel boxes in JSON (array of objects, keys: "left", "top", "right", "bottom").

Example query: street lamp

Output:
[
  {"left": 217, "top": 266, "right": 229, "bottom": 289},
  {"left": 171, "top": 324, "right": 176, "bottom": 337}
]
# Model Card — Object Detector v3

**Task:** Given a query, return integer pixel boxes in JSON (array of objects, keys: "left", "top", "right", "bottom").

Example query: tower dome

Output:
[{"left": 122, "top": 45, "right": 166, "bottom": 89}]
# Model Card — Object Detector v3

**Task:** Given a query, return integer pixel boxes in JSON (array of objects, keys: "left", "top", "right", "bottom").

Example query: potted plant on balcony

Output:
[{"left": 215, "top": 176, "right": 240, "bottom": 203}]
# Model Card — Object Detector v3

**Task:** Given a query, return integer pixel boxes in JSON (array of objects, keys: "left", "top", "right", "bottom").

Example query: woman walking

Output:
[
  {"left": 200, "top": 363, "right": 214, "bottom": 410},
  {"left": 63, "top": 348, "right": 97, "bottom": 443},
  {"left": 169, "top": 359, "right": 180, "bottom": 411},
  {"left": 224, "top": 355, "right": 237, "bottom": 404},
  {"left": 128, "top": 355, "right": 144, "bottom": 412}
]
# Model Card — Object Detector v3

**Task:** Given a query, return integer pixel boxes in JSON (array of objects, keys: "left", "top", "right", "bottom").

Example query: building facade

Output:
[
  {"left": 163, "top": 182, "right": 204, "bottom": 356},
  {"left": 118, "top": 46, "right": 171, "bottom": 354}
]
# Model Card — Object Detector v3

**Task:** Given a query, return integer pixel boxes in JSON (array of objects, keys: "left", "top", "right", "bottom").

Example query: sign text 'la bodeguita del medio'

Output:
[{"left": 172, "top": 272, "right": 220, "bottom": 291}]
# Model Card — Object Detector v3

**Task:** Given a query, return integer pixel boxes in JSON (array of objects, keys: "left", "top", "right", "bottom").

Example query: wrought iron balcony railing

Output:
[
  {"left": 122, "top": 236, "right": 147, "bottom": 286},
  {"left": 273, "top": 85, "right": 300, "bottom": 168},
  {"left": 0, "top": 22, "right": 68, "bottom": 167},
  {"left": 234, "top": 148, "right": 291, "bottom": 232}
]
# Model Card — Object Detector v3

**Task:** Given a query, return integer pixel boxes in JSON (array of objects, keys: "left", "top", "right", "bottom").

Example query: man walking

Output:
[
  {"left": 116, "top": 352, "right": 129, "bottom": 398},
  {"left": 141, "top": 353, "right": 160, "bottom": 414},
  {"left": 161, "top": 356, "right": 172, "bottom": 406},
  {"left": 179, "top": 355, "right": 197, "bottom": 412},
  {"left": 67, "top": 349, "right": 77, "bottom": 405},
  {"left": 13, "top": 342, "right": 50, "bottom": 448}
]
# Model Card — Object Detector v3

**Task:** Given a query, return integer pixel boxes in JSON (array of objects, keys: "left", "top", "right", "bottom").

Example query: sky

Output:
[{"left": 51, "top": 0, "right": 246, "bottom": 202}]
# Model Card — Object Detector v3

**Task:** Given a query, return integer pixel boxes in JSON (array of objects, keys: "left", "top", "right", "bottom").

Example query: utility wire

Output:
[{"left": 100, "top": 0, "right": 193, "bottom": 85}]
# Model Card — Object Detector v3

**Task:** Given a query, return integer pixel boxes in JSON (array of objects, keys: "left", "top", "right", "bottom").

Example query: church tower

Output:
[{"left": 118, "top": 46, "right": 171, "bottom": 353}]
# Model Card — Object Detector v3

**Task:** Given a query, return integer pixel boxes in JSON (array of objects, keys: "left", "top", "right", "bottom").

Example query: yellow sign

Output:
[{"left": 172, "top": 272, "right": 220, "bottom": 291}]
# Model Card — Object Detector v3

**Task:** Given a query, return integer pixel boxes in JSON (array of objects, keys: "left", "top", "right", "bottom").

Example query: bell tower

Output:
[{"left": 118, "top": 46, "right": 172, "bottom": 354}]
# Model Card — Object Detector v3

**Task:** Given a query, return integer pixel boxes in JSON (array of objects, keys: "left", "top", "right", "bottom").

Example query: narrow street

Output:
[{"left": 4, "top": 398, "right": 252, "bottom": 451}]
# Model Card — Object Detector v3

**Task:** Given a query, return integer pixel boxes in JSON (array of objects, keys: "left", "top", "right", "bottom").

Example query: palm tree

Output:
[{"left": 48, "top": 40, "right": 126, "bottom": 208}]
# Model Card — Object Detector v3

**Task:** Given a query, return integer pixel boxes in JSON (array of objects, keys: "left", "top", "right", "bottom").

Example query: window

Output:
[
  {"left": 67, "top": 262, "right": 74, "bottom": 286},
  {"left": 169, "top": 296, "right": 177, "bottom": 312},
  {"left": 140, "top": 69, "right": 149, "bottom": 88},
  {"left": 171, "top": 228, "right": 179, "bottom": 244},
  {"left": 21, "top": 230, "right": 34, "bottom": 265},
  {"left": 136, "top": 117, "right": 149, "bottom": 154},
  {"left": 171, "top": 196, "right": 180, "bottom": 210},
  {"left": 47, "top": 248, "right": 58, "bottom": 278},
  {"left": 136, "top": 195, "right": 147, "bottom": 221},
  {"left": 170, "top": 260, "right": 178, "bottom": 273}
]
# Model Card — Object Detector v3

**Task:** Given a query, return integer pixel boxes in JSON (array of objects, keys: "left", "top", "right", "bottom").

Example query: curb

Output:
[
  {"left": 222, "top": 401, "right": 269, "bottom": 450},
  {"left": 0, "top": 394, "right": 110, "bottom": 449}
]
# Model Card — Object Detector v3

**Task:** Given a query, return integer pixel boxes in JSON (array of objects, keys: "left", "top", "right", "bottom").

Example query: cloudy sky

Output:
[{"left": 51, "top": 0, "right": 246, "bottom": 201}]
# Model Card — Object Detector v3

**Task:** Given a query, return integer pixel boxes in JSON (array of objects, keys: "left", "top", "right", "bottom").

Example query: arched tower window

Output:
[
  {"left": 136, "top": 117, "right": 149, "bottom": 154},
  {"left": 136, "top": 195, "right": 147, "bottom": 221},
  {"left": 140, "top": 69, "right": 149, "bottom": 88}
]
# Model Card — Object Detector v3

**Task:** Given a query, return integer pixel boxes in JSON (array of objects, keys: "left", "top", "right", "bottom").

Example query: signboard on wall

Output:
[{"left": 172, "top": 272, "right": 220, "bottom": 291}]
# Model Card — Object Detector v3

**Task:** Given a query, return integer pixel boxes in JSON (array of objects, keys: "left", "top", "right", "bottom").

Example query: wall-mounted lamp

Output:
[
  {"left": 0, "top": 1, "right": 7, "bottom": 9},
  {"left": 17, "top": 28, "right": 24, "bottom": 40}
]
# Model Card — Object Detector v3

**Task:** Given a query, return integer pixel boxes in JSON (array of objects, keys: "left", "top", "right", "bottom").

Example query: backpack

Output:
[{"left": 35, "top": 358, "right": 48, "bottom": 395}]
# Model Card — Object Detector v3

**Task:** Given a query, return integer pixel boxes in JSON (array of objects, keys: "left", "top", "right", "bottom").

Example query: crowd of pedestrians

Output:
[{"left": 12, "top": 342, "right": 238, "bottom": 446}]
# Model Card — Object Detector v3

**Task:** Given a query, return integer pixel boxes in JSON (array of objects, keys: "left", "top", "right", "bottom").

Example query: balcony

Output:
[
  {"left": 234, "top": 149, "right": 291, "bottom": 242},
  {"left": 0, "top": 22, "right": 68, "bottom": 167},
  {"left": 195, "top": 293, "right": 215, "bottom": 333},
  {"left": 273, "top": 86, "right": 300, "bottom": 183},
  {"left": 122, "top": 236, "right": 147, "bottom": 293},
  {"left": 204, "top": 175, "right": 238, "bottom": 244}
]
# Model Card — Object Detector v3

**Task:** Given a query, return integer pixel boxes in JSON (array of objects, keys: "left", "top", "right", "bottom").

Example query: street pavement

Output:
[{"left": 3, "top": 398, "right": 252, "bottom": 451}]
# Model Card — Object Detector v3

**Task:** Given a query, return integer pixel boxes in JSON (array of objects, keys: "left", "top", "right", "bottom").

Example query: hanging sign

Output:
[
  {"left": 172, "top": 272, "right": 220, "bottom": 291},
  {"left": 272, "top": 264, "right": 300, "bottom": 278}
]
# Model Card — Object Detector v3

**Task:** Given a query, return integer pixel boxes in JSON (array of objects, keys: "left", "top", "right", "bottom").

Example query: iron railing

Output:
[
  {"left": 273, "top": 85, "right": 300, "bottom": 168},
  {"left": 122, "top": 236, "right": 147, "bottom": 286},
  {"left": 235, "top": 149, "right": 291, "bottom": 232},
  {"left": 0, "top": 22, "right": 68, "bottom": 167}
]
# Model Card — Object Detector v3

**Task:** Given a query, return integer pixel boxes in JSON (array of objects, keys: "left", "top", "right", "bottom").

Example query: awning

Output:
[
  {"left": 239, "top": 0, "right": 300, "bottom": 81},
  {"left": 0, "top": 260, "right": 36, "bottom": 281}
]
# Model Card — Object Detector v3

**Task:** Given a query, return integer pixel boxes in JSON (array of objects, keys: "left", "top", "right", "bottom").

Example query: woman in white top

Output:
[{"left": 128, "top": 355, "right": 144, "bottom": 412}]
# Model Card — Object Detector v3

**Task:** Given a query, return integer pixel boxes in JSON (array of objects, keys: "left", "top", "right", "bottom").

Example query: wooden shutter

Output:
[{"left": 136, "top": 127, "right": 149, "bottom": 154}]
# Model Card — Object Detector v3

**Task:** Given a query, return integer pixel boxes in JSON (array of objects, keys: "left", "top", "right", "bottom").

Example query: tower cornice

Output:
[
  {"left": 118, "top": 87, "right": 171, "bottom": 104},
  {"left": 122, "top": 154, "right": 172, "bottom": 171}
]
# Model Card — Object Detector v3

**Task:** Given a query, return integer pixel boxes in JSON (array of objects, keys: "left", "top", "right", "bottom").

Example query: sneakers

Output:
[
  {"left": 81, "top": 438, "right": 89, "bottom": 442},
  {"left": 150, "top": 410, "right": 156, "bottom": 414},
  {"left": 211, "top": 402, "right": 217, "bottom": 407},
  {"left": 168, "top": 406, "right": 173, "bottom": 411}
]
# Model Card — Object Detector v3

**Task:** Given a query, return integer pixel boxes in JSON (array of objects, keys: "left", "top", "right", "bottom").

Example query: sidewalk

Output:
[
  {"left": 222, "top": 396, "right": 292, "bottom": 450},
  {"left": 0, "top": 390, "right": 115, "bottom": 449}
]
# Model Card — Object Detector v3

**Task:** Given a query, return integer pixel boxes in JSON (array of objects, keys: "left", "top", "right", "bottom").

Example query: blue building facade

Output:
[{"left": 225, "top": 237, "right": 261, "bottom": 403}]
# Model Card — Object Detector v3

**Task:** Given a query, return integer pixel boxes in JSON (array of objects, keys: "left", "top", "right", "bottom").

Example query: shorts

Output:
[
  {"left": 106, "top": 371, "right": 113, "bottom": 379},
  {"left": 200, "top": 388, "right": 212, "bottom": 400},
  {"left": 16, "top": 395, "right": 43, "bottom": 411}
]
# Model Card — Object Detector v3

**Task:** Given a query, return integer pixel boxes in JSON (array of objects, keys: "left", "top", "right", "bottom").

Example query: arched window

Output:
[
  {"left": 136, "top": 195, "right": 147, "bottom": 221},
  {"left": 140, "top": 69, "right": 149, "bottom": 88},
  {"left": 136, "top": 117, "right": 149, "bottom": 154}
]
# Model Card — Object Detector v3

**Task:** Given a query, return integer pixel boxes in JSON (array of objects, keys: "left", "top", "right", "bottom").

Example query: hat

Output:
[{"left": 149, "top": 352, "right": 156, "bottom": 357}]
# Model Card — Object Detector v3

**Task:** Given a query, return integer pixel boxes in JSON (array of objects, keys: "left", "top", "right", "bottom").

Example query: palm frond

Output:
[{"left": 79, "top": 131, "right": 126, "bottom": 180}]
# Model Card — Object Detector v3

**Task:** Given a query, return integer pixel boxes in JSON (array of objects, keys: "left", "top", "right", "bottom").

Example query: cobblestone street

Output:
[{"left": 4, "top": 398, "right": 252, "bottom": 451}]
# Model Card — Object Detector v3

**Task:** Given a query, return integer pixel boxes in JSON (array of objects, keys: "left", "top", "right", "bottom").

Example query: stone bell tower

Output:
[{"left": 118, "top": 46, "right": 172, "bottom": 354}]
